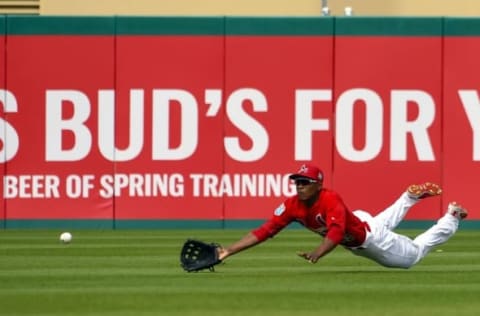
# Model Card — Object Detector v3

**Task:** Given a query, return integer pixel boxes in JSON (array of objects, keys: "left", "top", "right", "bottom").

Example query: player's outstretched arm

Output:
[{"left": 217, "top": 232, "right": 261, "bottom": 261}]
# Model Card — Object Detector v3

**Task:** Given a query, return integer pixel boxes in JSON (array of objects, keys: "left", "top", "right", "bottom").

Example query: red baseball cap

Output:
[{"left": 289, "top": 164, "right": 324, "bottom": 182}]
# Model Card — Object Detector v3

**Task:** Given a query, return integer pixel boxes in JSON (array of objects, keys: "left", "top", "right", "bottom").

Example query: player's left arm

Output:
[
  {"left": 217, "top": 232, "right": 260, "bottom": 261},
  {"left": 219, "top": 201, "right": 293, "bottom": 261}
]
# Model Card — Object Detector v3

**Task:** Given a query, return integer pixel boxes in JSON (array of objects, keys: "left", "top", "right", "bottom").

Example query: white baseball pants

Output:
[{"left": 349, "top": 193, "right": 460, "bottom": 269}]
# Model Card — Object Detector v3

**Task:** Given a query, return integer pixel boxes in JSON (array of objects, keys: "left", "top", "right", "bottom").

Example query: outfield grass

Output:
[{"left": 0, "top": 228, "right": 479, "bottom": 316}]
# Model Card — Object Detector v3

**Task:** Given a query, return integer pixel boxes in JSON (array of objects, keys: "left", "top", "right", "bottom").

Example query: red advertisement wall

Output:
[
  {"left": 0, "top": 17, "right": 5, "bottom": 227},
  {"left": 4, "top": 17, "right": 115, "bottom": 227},
  {"left": 114, "top": 18, "right": 225, "bottom": 220},
  {"left": 223, "top": 18, "right": 334, "bottom": 220},
  {"left": 333, "top": 18, "right": 443, "bottom": 219},
  {"left": 0, "top": 16, "right": 478, "bottom": 228},
  {"left": 443, "top": 18, "right": 480, "bottom": 219}
]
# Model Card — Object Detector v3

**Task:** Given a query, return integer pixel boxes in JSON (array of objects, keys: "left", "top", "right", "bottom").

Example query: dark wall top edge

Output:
[
  {"left": 7, "top": 16, "right": 115, "bottom": 35},
  {"left": 0, "top": 16, "right": 4, "bottom": 34},
  {"left": 225, "top": 17, "right": 333, "bottom": 35},
  {"left": 444, "top": 17, "right": 480, "bottom": 36},
  {"left": 2, "top": 16, "right": 479, "bottom": 36},
  {"left": 335, "top": 17, "right": 443, "bottom": 36}
]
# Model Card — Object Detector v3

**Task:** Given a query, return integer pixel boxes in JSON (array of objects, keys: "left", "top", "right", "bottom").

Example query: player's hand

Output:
[
  {"left": 217, "top": 246, "right": 229, "bottom": 261},
  {"left": 296, "top": 251, "right": 320, "bottom": 264}
]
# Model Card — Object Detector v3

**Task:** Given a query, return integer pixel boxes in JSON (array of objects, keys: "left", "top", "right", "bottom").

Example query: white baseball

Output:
[{"left": 60, "top": 232, "right": 72, "bottom": 243}]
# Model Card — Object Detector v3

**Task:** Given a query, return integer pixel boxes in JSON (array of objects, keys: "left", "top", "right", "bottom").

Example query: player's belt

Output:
[{"left": 345, "top": 222, "right": 370, "bottom": 249}]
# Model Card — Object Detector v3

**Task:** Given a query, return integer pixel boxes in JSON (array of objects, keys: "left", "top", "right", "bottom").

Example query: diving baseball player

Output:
[{"left": 217, "top": 164, "right": 468, "bottom": 269}]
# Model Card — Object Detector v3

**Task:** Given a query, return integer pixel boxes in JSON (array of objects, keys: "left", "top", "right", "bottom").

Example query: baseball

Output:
[{"left": 60, "top": 232, "right": 72, "bottom": 244}]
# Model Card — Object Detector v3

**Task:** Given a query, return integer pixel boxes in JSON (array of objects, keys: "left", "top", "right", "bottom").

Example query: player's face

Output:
[{"left": 294, "top": 178, "right": 321, "bottom": 201}]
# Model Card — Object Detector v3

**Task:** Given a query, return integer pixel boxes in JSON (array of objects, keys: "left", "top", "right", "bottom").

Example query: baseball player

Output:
[{"left": 217, "top": 164, "right": 468, "bottom": 269}]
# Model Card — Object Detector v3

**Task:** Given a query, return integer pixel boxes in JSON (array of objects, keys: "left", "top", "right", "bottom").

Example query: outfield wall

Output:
[{"left": 0, "top": 16, "right": 479, "bottom": 229}]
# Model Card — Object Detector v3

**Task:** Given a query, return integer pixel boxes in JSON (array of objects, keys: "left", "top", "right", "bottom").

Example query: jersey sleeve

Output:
[
  {"left": 252, "top": 202, "right": 292, "bottom": 242},
  {"left": 324, "top": 193, "right": 348, "bottom": 245}
]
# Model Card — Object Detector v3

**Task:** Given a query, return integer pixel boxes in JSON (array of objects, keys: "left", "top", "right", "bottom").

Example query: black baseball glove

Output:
[{"left": 180, "top": 239, "right": 222, "bottom": 272}]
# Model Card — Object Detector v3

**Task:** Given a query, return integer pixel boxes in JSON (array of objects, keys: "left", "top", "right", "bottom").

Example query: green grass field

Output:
[{"left": 1, "top": 228, "right": 479, "bottom": 316}]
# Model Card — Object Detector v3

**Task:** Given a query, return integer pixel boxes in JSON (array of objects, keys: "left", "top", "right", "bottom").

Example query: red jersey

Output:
[{"left": 252, "top": 188, "right": 368, "bottom": 247}]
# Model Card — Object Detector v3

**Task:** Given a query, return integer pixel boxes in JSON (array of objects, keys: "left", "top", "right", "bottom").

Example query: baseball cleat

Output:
[
  {"left": 407, "top": 182, "right": 442, "bottom": 200},
  {"left": 447, "top": 202, "right": 468, "bottom": 220}
]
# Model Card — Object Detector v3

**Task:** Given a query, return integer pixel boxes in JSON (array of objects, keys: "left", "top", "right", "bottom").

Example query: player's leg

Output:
[
  {"left": 350, "top": 201, "right": 466, "bottom": 269},
  {"left": 412, "top": 202, "right": 468, "bottom": 260},
  {"left": 349, "top": 220, "right": 424, "bottom": 269},
  {"left": 350, "top": 193, "right": 461, "bottom": 269},
  {"left": 373, "top": 182, "right": 442, "bottom": 231}
]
